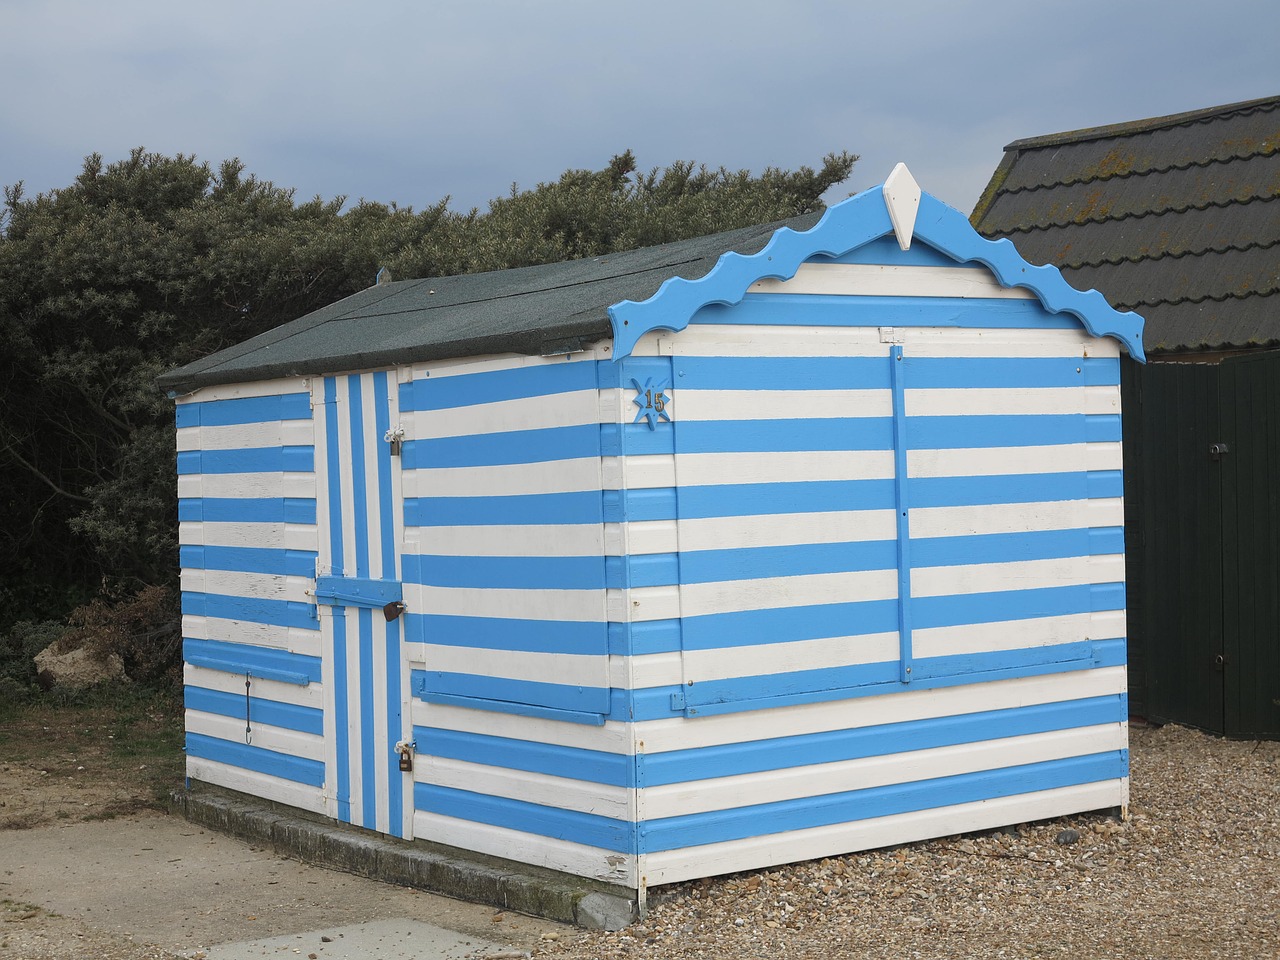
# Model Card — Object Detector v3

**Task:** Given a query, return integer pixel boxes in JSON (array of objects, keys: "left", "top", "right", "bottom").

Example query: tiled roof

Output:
[{"left": 972, "top": 95, "right": 1280, "bottom": 354}]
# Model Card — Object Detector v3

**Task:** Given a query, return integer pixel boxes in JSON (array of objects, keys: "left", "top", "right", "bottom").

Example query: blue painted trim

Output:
[
  {"left": 645, "top": 694, "right": 1126, "bottom": 785},
  {"left": 176, "top": 446, "right": 314, "bottom": 475},
  {"left": 404, "top": 614, "right": 608, "bottom": 655},
  {"left": 314, "top": 575, "right": 403, "bottom": 607},
  {"left": 184, "top": 638, "right": 320, "bottom": 684},
  {"left": 404, "top": 554, "right": 607, "bottom": 590},
  {"left": 180, "top": 546, "right": 317, "bottom": 577},
  {"left": 181, "top": 592, "right": 319, "bottom": 631},
  {"left": 186, "top": 732, "right": 325, "bottom": 787},
  {"left": 178, "top": 498, "right": 317, "bottom": 524},
  {"left": 348, "top": 376, "right": 371, "bottom": 577},
  {"left": 417, "top": 691, "right": 607, "bottom": 726},
  {"left": 414, "top": 670, "right": 611, "bottom": 715},
  {"left": 607, "top": 185, "right": 1144, "bottom": 361},
  {"left": 415, "top": 784, "right": 628, "bottom": 851},
  {"left": 373, "top": 371, "right": 403, "bottom": 837},
  {"left": 890, "top": 346, "right": 912, "bottom": 684},
  {"left": 359, "top": 605, "right": 377, "bottom": 831},
  {"left": 640, "top": 752, "right": 1127, "bottom": 852},
  {"left": 185, "top": 685, "right": 324, "bottom": 735},
  {"left": 403, "top": 361, "right": 598, "bottom": 411},
  {"left": 323, "top": 376, "right": 352, "bottom": 823},
  {"left": 413, "top": 726, "right": 632, "bottom": 786},
  {"left": 406, "top": 424, "right": 601, "bottom": 470},
  {"left": 176, "top": 393, "right": 311, "bottom": 428},
  {"left": 404, "top": 491, "right": 603, "bottom": 527}
]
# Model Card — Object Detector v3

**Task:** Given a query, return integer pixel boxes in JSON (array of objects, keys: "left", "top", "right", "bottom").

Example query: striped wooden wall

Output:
[{"left": 178, "top": 377, "right": 327, "bottom": 815}]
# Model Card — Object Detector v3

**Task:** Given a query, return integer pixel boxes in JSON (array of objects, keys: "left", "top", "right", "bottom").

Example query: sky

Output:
[{"left": 2, "top": 1, "right": 1277, "bottom": 220}]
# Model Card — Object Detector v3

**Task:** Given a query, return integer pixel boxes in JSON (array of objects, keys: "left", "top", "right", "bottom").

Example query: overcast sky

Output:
[{"left": 3, "top": 1, "right": 1276, "bottom": 219}]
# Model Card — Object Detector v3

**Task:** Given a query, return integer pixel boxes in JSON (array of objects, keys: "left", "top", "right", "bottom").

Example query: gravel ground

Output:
[{"left": 542, "top": 723, "right": 1280, "bottom": 960}]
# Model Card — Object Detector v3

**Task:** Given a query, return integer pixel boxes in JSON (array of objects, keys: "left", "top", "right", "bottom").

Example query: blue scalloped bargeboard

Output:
[{"left": 606, "top": 186, "right": 1145, "bottom": 362}]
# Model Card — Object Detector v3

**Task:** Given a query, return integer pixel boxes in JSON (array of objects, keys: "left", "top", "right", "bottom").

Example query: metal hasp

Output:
[
  {"left": 1209, "top": 442, "right": 1230, "bottom": 461},
  {"left": 314, "top": 576, "right": 405, "bottom": 621},
  {"left": 394, "top": 740, "right": 416, "bottom": 772}
]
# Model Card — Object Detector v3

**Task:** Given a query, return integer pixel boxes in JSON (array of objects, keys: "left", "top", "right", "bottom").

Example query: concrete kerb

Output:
[{"left": 171, "top": 784, "right": 637, "bottom": 931}]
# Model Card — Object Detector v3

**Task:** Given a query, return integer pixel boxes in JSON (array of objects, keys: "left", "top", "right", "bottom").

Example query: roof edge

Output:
[
  {"left": 1000, "top": 94, "right": 1280, "bottom": 154},
  {"left": 609, "top": 186, "right": 1146, "bottom": 361}
]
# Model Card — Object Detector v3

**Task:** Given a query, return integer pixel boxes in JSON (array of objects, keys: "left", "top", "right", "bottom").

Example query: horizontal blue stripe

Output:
[
  {"left": 911, "top": 528, "right": 1099, "bottom": 568},
  {"left": 183, "top": 638, "right": 321, "bottom": 684},
  {"left": 181, "top": 592, "right": 319, "bottom": 631},
  {"left": 681, "top": 479, "right": 894, "bottom": 518},
  {"left": 691, "top": 295, "right": 1082, "bottom": 329},
  {"left": 405, "top": 614, "right": 607, "bottom": 655},
  {"left": 686, "top": 641, "right": 1093, "bottom": 708},
  {"left": 404, "top": 490, "right": 602, "bottom": 527},
  {"left": 604, "top": 487, "right": 680, "bottom": 522},
  {"left": 908, "top": 415, "right": 1085, "bottom": 449},
  {"left": 676, "top": 418, "right": 893, "bottom": 453},
  {"left": 606, "top": 554, "right": 681, "bottom": 589},
  {"left": 403, "top": 361, "right": 598, "bottom": 411},
  {"left": 184, "top": 685, "right": 324, "bottom": 735},
  {"left": 654, "top": 638, "right": 1128, "bottom": 722},
  {"left": 1090, "top": 527, "right": 1125, "bottom": 555},
  {"left": 641, "top": 752, "right": 1126, "bottom": 852},
  {"left": 912, "top": 471, "right": 1089, "bottom": 507},
  {"left": 180, "top": 545, "right": 317, "bottom": 577},
  {"left": 595, "top": 356, "right": 670, "bottom": 390},
  {"left": 681, "top": 540, "right": 896, "bottom": 584},
  {"left": 1086, "top": 414, "right": 1122, "bottom": 442},
  {"left": 177, "top": 446, "right": 314, "bottom": 475},
  {"left": 404, "top": 554, "right": 606, "bottom": 590},
  {"left": 419, "top": 692, "right": 607, "bottom": 726},
  {"left": 412, "top": 727, "right": 633, "bottom": 787},
  {"left": 1089, "top": 470, "right": 1123, "bottom": 498},
  {"left": 406, "top": 424, "right": 600, "bottom": 469},
  {"left": 178, "top": 498, "right": 316, "bottom": 524},
  {"left": 1083, "top": 358, "right": 1120, "bottom": 386},
  {"left": 824, "top": 236, "right": 960, "bottom": 268},
  {"left": 415, "top": 784, "right": 630, "bottom": 851},
  {"left": 176, "top": 393, "right": 311, "bottom": 428},
  {"left": 415, "top": 670, "right": 610, "bottom": 714},
  {"left": 599, "top": 421, "right": 674, "bottom": 457},
  {"left": 644, "top": 694, "right": 1127, "bottom": 785},
  {"left": 186, "top": 732, "right": 324, "bottom": 787},
  {"left": 614, "top": 619, "right": 682, "bottom": 656}
]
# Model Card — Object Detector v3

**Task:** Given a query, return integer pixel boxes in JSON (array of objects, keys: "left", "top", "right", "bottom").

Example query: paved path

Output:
[{"left": 0, "top": 812, "right": 565, "bottom": 959}]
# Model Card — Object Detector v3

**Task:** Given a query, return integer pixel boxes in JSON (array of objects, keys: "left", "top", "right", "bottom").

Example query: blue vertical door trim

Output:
[
  {"left": 345, "top": 375, "right": 378, "bottom": 831},
  {"left": 890, "top": 346, "right": 913, "bottom": 684},
  {"left": 358, "top": 604, "right": 377, "bottom": 830},
  {"left": 323, "top": 377, "right": 352, "bottom": 823},
  {"left": 373, "top": 371, "right": 404, "bottom": 837}
]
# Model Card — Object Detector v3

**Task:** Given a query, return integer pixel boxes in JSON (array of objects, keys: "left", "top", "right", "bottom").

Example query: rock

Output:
[
  {"left": 34, "top": 642, "right": 126, "bottom": 690},
  {"left": 1055, "top": 828, "right": 1081, "bottom": 845}
]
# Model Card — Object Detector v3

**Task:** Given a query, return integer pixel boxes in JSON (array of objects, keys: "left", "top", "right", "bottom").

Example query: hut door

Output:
[{"left": 313, "top": 371, "right": 415, "bottom": 839}]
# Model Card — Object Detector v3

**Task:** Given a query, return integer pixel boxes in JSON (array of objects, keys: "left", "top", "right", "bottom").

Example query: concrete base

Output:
[{"left": 172, "top": 783, "right": 637, "bottom": 931}]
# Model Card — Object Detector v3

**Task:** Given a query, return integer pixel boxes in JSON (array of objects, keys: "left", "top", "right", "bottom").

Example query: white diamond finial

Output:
[{"left": 883, "top": 163, "right": 921, "bottom": 251}]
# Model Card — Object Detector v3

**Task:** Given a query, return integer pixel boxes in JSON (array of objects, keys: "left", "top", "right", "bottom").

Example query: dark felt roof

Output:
[
  {"left": 971, "top": 95, "right": 1280, "bottom": 354},
  {"left": 159, "top": 215, "right": 820, "bottom": 394}
]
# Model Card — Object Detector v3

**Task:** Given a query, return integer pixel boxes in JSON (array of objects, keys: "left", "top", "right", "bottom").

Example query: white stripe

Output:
[
  {"left": 680, "top": 569, "right": 898, "bottom": 618},
  {"left": 626, "top": 520, "right": 678, "bottom": 555},
  {"left": 411, "top": 350, "right": 603, "bottom": 380},
  {"left": 182, "top": 521, "right": 288, "bottom": 549},
  {"left": 420, "top": 756, "right": 629, "bottom": 819},
  {"left": 675, "top": 389, "right": 893, "bottom": 421},
  {"left": 911, "top": 501, "right": 1089, "bottom": 539},
  {"left": 177, "top": 377, "right": 311, "bottom": 404},
  {"left": 184, "top": 664, "right": 324, "bottom": 708},
  {"left": 912, "top": 612, "right": 1094, "bottom": 659},
  {"left": 1087, "top": 442, "right": 1123, "bottom": 471},
  {"left": 747, "top": 263, "right": 1036, "bottom": 299},
  {"left": 413, "top": 811, "right": 635, "bottom": 885},
  {"left": 186, "top": 709, "right": 325, "bottom": 762},
  {"left": 371, "top": 618, "right": 391, "bottom": 834},
  {"left": 343, "top": 626, "right": 364, "bottom": 825},
  {"left": 635, "top": 666, "right": 1128, "bottom": 753},
  {"left": 643, "top": 724, "right": 1125, "bottom": 819},
  {"left": 409, "top": 524, "right": 605, "bottom": 558},
  {"left": 412, "top": 388, "right": 607, "bottom": 438},
  {"left": 414, "top": 457, "right": 602, "bottom": 497},
  {"left": 906, "top": 386, "right": 1082, "bottom": 417},
  {"left": 182, "top": 472, "right": 315, "bottom": 499},
  {"left": 409, "top": 701, "right": 632, "bottom": 754},
  {"left": 908, "top": 443, "right": 1087, "bottom": 479},
  {"left": 1086, "top": 384, "right": 1120, "bottom": 414},
  {"left": 643, "top": 780, "right": 1127, "bottom": 887},
  {"left": 675, "top": 450, "right": 894, "bottom": 486},
  {"left": 417, "top": 586, "right": 607, "bottom": 622},
  {"left": 684, "top": 632, "right": 899, "bottom": 682},
  {"left": 611, "top": 651, "right": 682, "bottom": 689},
  {"left": 335, "top": 379, "right": 359, "bottom": 578},
  {"left": 187, "top": 760, "right": 327, "bottom": 816},
  {"left": 181, "top": 568, "right": 309, "bottom": 603},
  {"left": 1089, "top": 609, "right": 1126, "bottom": 640},
  {"left": 679, "top": 510, "right": 897, "bottom": 552},
  {"left": 419, "top": 644, "right": 607, "bottom": 687},
  {"left": 182, "top": 616, "right": 323, "bottom": 658},
  {"left": 912, "top": 555, "right": 1091, "bottom": 598},
  {"left": 362, "top": 372, "right": 384, "bottom": 581},
  {"left": 670, "top": 325, "right": 1095, "bottom": 358}
]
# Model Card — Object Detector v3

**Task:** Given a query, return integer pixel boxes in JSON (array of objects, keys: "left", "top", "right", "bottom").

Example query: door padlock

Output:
[{"left": 394, "top": 740, "right": 416, "bottom": 772}]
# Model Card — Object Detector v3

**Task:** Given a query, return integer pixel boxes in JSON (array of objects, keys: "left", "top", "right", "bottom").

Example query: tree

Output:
[{"left": 0, "top": 147, "right": 857, "bottom": 634}]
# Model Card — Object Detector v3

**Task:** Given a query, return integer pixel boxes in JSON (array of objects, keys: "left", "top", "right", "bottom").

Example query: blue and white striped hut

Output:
[{"left": 161, "top": 165, "right": 1143, "bottom": 901}]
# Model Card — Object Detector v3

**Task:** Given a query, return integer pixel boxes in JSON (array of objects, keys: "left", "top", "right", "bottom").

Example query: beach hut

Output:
[{"left": 161, "top": 165, "right": 1142, "bottom": 902}]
